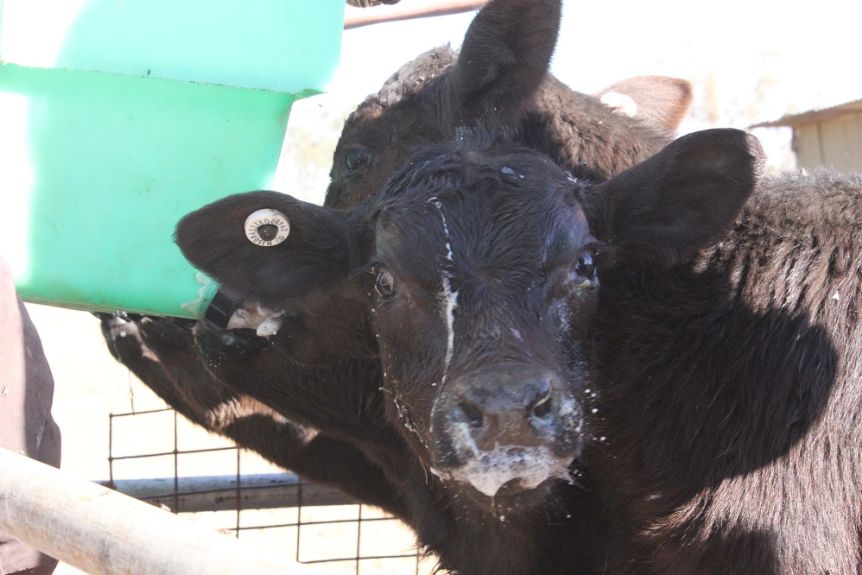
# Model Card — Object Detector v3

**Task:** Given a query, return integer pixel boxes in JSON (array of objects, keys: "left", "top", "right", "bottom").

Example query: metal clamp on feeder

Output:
[{"left": 203, "top": 290, "right": 242, "bottom": 329}]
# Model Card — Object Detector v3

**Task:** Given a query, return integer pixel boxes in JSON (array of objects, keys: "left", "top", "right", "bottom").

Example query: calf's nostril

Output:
[
  {"left": 530, "top": 391, "right": 553, "bottom": 420},
  {"left": 459, "top": 401, "right": 485, "bottom": 429}
]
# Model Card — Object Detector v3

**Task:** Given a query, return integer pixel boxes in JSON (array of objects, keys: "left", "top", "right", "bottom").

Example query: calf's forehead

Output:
[{"left": 374, "top": 145, "right": 591, "bottom": 276}]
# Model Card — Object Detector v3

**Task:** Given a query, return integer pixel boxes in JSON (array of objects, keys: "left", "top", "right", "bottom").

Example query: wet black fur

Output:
[{"left": 587, "top": 170, "right": 862, "bottom": 574}]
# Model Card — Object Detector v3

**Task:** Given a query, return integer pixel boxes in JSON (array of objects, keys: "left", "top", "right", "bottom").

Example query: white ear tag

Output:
[{"left": 245, "top": 209, "right": 290, "bottom": 247}]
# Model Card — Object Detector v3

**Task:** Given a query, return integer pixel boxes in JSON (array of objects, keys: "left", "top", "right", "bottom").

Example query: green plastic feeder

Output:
[{"left": 0, "top": 0, "right": 343, "bottom": 318}]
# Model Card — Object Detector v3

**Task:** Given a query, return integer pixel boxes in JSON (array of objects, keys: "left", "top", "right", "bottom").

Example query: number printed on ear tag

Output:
[{"left": 245, "top": 209, "right": 290, "bottom": 246}]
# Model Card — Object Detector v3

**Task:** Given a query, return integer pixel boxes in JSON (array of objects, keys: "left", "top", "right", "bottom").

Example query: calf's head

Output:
[
  {"left": 366, "top": 144, "right": 598, "bottom": 499},
  {"left": 177, "top": 128, "right": 763, "bottom": 506}
]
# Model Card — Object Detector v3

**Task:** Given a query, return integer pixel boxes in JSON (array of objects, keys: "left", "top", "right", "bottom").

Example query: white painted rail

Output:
[{"left": 0, "top": 447, "right": 296, "bottom": 575}]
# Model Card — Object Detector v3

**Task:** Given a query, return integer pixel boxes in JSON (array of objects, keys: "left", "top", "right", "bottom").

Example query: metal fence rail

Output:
[
  {"left": 107, "top": 406, "right": 434, "bottom": 574},
  {"left": 101, "top": 473, "right": 356, "bottom": 512}
]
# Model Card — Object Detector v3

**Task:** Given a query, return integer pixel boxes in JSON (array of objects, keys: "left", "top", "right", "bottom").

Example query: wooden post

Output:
[{"left": 0, "top": 448, "right": 301, "bottom": 575}]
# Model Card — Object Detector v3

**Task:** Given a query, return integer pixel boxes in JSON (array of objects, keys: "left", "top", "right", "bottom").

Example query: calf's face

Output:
[
  {"left": 368, "top": 147, "right": 600, "bottom": 497},
  {"left": 177, "top": 128, "right": 764, "bottom": 506}
]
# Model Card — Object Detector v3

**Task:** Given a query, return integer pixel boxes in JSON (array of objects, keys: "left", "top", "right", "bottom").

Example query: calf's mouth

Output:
[
  {"left": 433, "top": 444, "right": 575, "bottom": 498},
  {"left": 225, "top": 302, "right": 286, "bottom": 337}
]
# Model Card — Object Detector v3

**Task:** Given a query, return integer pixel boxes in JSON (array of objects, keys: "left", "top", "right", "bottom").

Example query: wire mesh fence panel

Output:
[{"left": 105, "top": 406, "right": 439, "bottom": 574}]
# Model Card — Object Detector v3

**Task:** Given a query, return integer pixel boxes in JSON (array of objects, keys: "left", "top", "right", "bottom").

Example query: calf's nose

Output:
[{"left": 447, "top": 373, "right": 563, "bottom": 451}]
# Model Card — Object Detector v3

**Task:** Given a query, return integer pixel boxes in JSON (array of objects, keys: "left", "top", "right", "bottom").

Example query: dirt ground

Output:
[{"left": 26, "top": 303, "right": 438, "bottom": 575}]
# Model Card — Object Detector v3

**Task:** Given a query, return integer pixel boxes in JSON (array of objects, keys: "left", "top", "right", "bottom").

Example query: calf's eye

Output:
[
  {"left": 344, "top": 149, "right": 372, "bottom": 177},
  {"left": 374, "top": 269, "right": 396, "bottom": 299},
  {"left": 575, "top": 250, "right": 596, "bottom": 278}
]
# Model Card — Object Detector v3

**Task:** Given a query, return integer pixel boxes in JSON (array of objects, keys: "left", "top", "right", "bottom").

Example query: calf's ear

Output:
[
  {"left": 176, "top": 191, "right": 366, "bottom": 308},
  {"left": 452, "top": 0, "right": 561, "bottom": 123},
  {"left": 595, "top": 75, "right": 693, "bottom": 135},
  {"left": 595, "top": 128, "right": 764, "bottom": 265}
]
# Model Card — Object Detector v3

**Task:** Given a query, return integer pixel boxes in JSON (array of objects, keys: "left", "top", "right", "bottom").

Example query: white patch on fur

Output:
[
  {"left": 559, "top": 395, "right": 583, "bottom": 434},
  {"left": 107, "top": 316, "right": 160, "bottom": 363},
  {"left": 440, "top": 275, "right": 458, "bottom": 382},
  {"left": 448, "top": 445, "right": 572, "bottom": 497},
  {"left": 227, "top": 303, "right": 285, "bottom": 336},
  {"left": 393, "top": 393, "right": 428, "bottom": 449},
  {"left": 294, "top": 423, "right": 320, "bottom": 444},
  {"left": 255, "top": 312, "right": 285, "bottom": 337},
  {"left": 429, "top": 198, "right": 459, "bottom": 384},
  {"left": 449, "top": 421, "right": 480, "bottom": 460},
  {"left": 600, "top": 91, "right": 638, "bottom": 118},
  {"left": 557, "top": 395, "right": 578, "bottom": 417}
]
